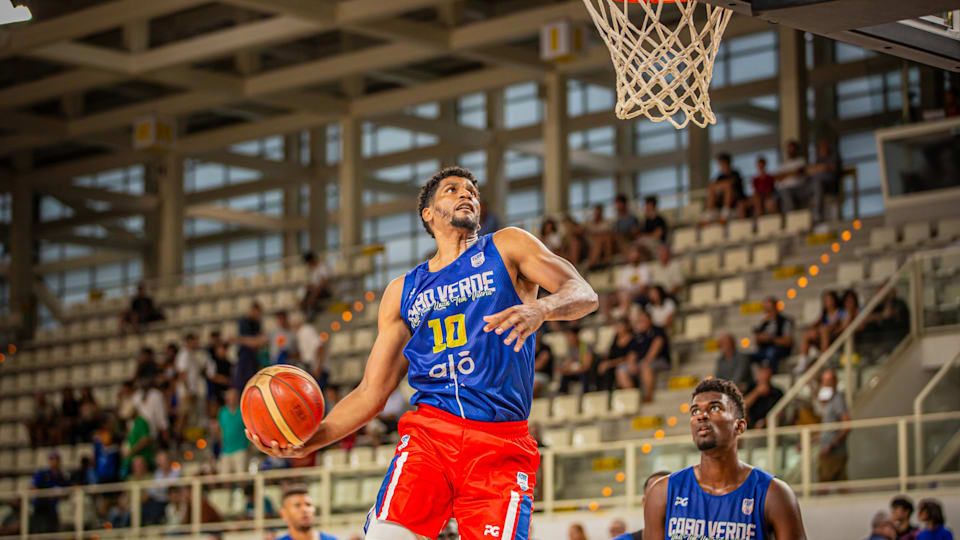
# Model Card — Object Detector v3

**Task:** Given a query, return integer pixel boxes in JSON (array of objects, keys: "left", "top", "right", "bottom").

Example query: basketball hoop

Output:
[{"left": 582, "top": 0, "right": 733, "bottom": 129}]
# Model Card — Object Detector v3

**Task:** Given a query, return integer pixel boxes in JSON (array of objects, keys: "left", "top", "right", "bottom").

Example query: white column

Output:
[
  {"left": 542, "top": 72, "right": 570, "bottom": 216},
  {"left": 338, "top": 116, "right": 363, "bottom": 250},
  {"left": 155, "top": 154, "right": 185, "bottom": 286},
  {"left": 485, "top": 89, "right": 507, "bottom": 222},
  {"left": 687, "top": 126, "right": 711, "bottom": 191},
  {"left": 309, "top": 127, "right": 328, "bottom": 253},
  {"left": 778, "top": 28, "right": 808, "bottom": 150}
]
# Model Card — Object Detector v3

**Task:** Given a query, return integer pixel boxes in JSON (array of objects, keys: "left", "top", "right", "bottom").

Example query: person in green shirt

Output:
[
  {"left": 119, "top": 400, "right": 154, "bottom": 479},
  {"left": 218, "top": 388, "right": 249, "bottom": 475}
]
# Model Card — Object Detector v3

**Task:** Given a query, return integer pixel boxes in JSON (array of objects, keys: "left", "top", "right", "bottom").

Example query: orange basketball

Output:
[{"left": 240, "top": 365, "right": 325, "bottom": 448}]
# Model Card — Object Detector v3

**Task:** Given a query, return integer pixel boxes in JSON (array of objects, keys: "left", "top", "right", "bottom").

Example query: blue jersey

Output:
[
  {"left": 276, "top": 533, "right": 336, "bottom": 540},
  {"left": 400, "top": 234, "right": 535, "bottom": 422},
  {"left": 665, "top": 465, "right": 772, "bottom": 540}
]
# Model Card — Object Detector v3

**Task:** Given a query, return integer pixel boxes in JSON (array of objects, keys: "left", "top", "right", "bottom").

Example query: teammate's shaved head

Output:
[
  {"left": 418, "top": 166, "right": 479, "bottom": 237},
  {"left": 693, "top": 378, "right": 745, "bottom": 419}
]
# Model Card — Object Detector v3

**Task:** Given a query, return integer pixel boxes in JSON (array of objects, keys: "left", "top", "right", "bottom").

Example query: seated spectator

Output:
[
  {"left": 568, "top": 523, "right": 587, "bottom": 540},
  {"left": 743, "top": 365, "right": 783, "bottom": 429},
  {"left": 644, "top": 285, "right": 677, "bottom": 330},
  {"left": 609, "top": 519, "right": 628, "bottom": 538},
  {"left": 233, "top": 302, "right": 266, "bottom": 391},
  {"left": 633, "top": 310, "right": 670, "bottom": 403},
  {"left": 165, "top": 485, "right": 222, "bottom": 528},
  {"left": 612, "top": 194, "right": 641, "bottom": 253},
  {"left": 918, "top": 499, "right": 953, "bottom": 540},
  {"left": 301, "top": 252, "right": 333, "bottom": 321},
  {"left": 603, "top": 245, "right": 649, "bottom": 323},
  {"left": 204, "top": 333, "right": 232, "bottom": 406},
  {"left": 585, "top": 203, "right": 614, "bottom": 269},
  {"left": 540, "top": 218, "right": 563, "bottom": 253},
  {"left": 61, "top": 387, "right": 80, "bottom": 444},
  {"left": 703, "top": 152, "right": 745, "bottom": 222},
  {"left": 558, "top": 326, "right": 597, "bottom": 394},
  {"left": 134, "top": 347, "right": 159, "bottom": 385},
  {"left": 159, "top": 343, "right": 179, "bottom": 386},
  {"left": 77, "top": 387, "right": 101, "bottom": 443},
  {"left": 106, "top": 492, "right": 131, "bottom": 529},
  {"left": 597, "top": 318, "right": 639, "bottom": 391},
  {"left": 143, "top": 450, "right": 179, "bottom": 525},
  {"left": 866, "top": 511, "right": 898, "bottom": 540},
  {"left": 743, "top": 155, "right": 778, "bottom": 217},
  {"left": 218, "top": 388, "right": 248, "bottom": 476},
  {"left": 70, "top": 455, "right": 97, "bottom": 485},
  {"left": 31, "top": 450, "right": 71, "bottom": 533},
  {"left": 773, "top": 140, "right": 809, "bottom": 213},
  {"left": 26, "top": 392, "right": 58, "bottom": 447},
  {"left": 891, "top": 495, "right": 920, "bottom": 540},
  {"left": 637, "top": 195, "right": 668, "bottom": 248},
  {"left": 560, "top": 214, "right": 587, "bottom": 264},
  {"left": 119, "top": 400, "right": 155, "bottom": 479},
  {"left": 807, "top": 137, "right": 842, "bottom": 221},
  {"left": 799, "top": 291, "right": 846, "bottom": 373},
  {"left": 478, "top": 199, "right": 500, "bottom": 236},
  {"left": 749, "top": 297, "right": 794, "bottom": 373},
  {"left": 816, "top": 368, "right": 850, "bottom": 483},
  {"left": 647, "top": 244, "right": 686, "bottom": 298},
  {"left": 120, "top": 283, "right": 164, "bottom": 333},
  {"left": 714, "top": 333, "right": 753, "bottom": 392},
  {"left": 858, "top": 288, "right": 910, "bottom": 345},
  {"left": 533, "top": 333, "right": 554, "bottom": 397},
  {"left": 269, "top": 310, "right": 298, "bottom": 365},
  {"left": 840, "top": 289, "right": 861, "bottom": 331}
]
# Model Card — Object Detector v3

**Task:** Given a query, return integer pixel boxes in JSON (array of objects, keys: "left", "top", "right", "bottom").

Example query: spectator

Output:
[
  {"left": 160, "top": 343, "right": 179, "bottom": 384},
  {"left": 744, "top": 156, "right": 778, "bottom": 217},
  {"left": 807, "top": 137, "right": 842, "bottom": 221},
  {"left": 134, "top": 347, "right": 159, "bottom": 384},
  {"left": 218, "top": 388, "right": 248, "bottom": 475},
  {"left": 131, "top": 378, "right": 169, "bottom": 441},
  {"left": 633, "top": 310, "right": 670, "bottom": 403},
  {"left": 174, "top": 333, "right": 211, "bottom": 430},
  {"left": 647, "top": 244, "right": 686, "bottom": 298},
  {"left": 31, "top": 450, "right": 71, "bottom": 533},
  {"left": 533, "top": 332, "right": 554, "bottom": 398},
  {"left": 918, "top": 499, "right": 953, "bottom": 540},
  {"left": 858, "top": 288, "right": 910, "bottom": 344},
  {"left": 269, "top": 310, "right": 298, "bottom": 366},
  {"left": 840, "top": 289, "right": 861, "bottom": 332},
  {"left": 233, "top": 302, "right": 266, "bottom": 391},
  {"left": 637, "top": 195, "right": 668, "bottom": 246},
  {"left": 816, "top": 367, "right": 850, "bottom": 483},
  {"left": 743, "top": 365, "right": 784, "bottom": 429},
  {"left": 120, "top": 283, "right": 164, "bottom": 333},
  {"left": 891, "top": 495, "right": 920, "bottom": 540},
  {"left": 560, "top": 214, "right": 587, "bottom": 264},
  {"left": 478, "top": 199, "right": 501, "bottom": 236},
  {"left": 293, "top": 311, "right": 326, "bottom": 385},
  {"left": 612, "top": 194, "right": 641, "bottom": 253},
  {"left": 704, "top": 152, "right": 745, "bottom": 222},
  {"left": 609, "top": 518, "right": 627, "bottom": 538},
  {"left": 92, "top": 416, "right": 121, "bottom": 484},
  {"left": 277, "top": 486, "right": 338, "bottom": 540},
  {"left": 204, "top": 333, "right": 232, "bottom": 405},
  {"left": 77, "top": 387, "right": 101, "bottom": 443},
  {"left": 799, "top": 291, "right": 846, "bottom": 373},
  {"left": 27, "top": 392, "right": 58, "bottom": 447},
  {"left": 61, "top": 387, "right": 80, "bottom": 444},
  {"left": 558, "top": 326, "right": 597, "bottom": 394},
  {"left": 569, "top": 522, "right": 589, "bottom": 540},
  {"left": 70, "top": 455, "right": 97, "bottom": 485},
  {"left": 773, "top": 139, "right": 809, "bottom": 213},
  {"left": 645, "top": 285, "right": 677, "bottom": 330},
  {"left": 866, "top": 511, "right": 899, "bottom": 540},
  {"left": 541, "top": 218, "right": 563, "bottom": 253},
  {"left": 165, "top": 485, "right": 222, "bottom": 529},
  {"left": 749, "top": 297, "right": 794, "bottom": 373},
  {"left": 714, "top": 333, "right": 753, "bottom": 392},
  {"left": 597, "top": 318, "right": 639, "bottom": 391},
  {"left": 585, "top": 204, "right": 614, "bottom": 269},
  {"left": 604, "top": 245, "right": 649, "bottom": 322},
  {"left": 144, "top": 450, "right": 179, "bottom": 525},
  {"left": 613, "top": 470, "right": 671, "bottom": 540},
  {"left": 106, "top": 492, "right": 131, "bottom": 529},
  {"left": 119, "top": 400, "right": 154, "bottom": 479},
  {"left": 301, "top": 252, "right": 333, "bottom": 321}
]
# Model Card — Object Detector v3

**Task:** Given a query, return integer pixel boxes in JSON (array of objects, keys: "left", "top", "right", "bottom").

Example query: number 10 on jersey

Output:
[{"left": 428, "top": 314, "right": 467, "bottom": 353}]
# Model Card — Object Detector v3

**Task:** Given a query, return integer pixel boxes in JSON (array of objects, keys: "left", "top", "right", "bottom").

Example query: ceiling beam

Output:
[
  {"left": 41, "top": 231, "right": 148, "bottom": 252},
  {"left": 197, "top": 150, "right": 307, "bottom": 177},
  {"left": 371, "top": 112, "right": 492, "bottom": 147},
  {"left": 36, "top": 184, "right": 159, "bottom": 213},
  {"left": 185, "top": 205, "right": 304, "bottom": 231}
]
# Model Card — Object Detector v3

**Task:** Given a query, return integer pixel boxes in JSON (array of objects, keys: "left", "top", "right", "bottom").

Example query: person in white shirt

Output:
[
  {"left": 647, "top": 244, "right": 686, "bottom": 298},
  {"left": 644, "top": 285, "right": 677, "bottom": 330},
  {"left": 773, "top": 139, "right": 809, "bottom": 212},
  {"left": 301, "top": 252, "right": 332, "bottom": 321},
  {"left": 174, "top": 333, "right": 211, "bottom": 433},
  {"left": 131, "top": 379, "right": 169, "bottom": 440},
  {"left": 604, "top": 245, "right": 650, "bottom": 322}
]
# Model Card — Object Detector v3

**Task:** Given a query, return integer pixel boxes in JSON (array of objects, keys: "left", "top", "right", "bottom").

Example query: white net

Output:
[{"left": 582, "top": 0, "right": 733, "bottom": 129}]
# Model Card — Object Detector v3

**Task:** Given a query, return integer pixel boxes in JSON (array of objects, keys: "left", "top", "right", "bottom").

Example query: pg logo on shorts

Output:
[
  {"left": 516, "top": 472, "right": 529, "bottom": 491},
  {"left": 483, "top": 525, "right": 500, "bottom": 537}
]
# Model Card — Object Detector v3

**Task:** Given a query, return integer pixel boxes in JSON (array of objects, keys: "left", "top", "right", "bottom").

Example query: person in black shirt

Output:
[
  {"left": 704, "top": 152, "right": 745, "bottom": 222},
  {"left": 597, "top": 318, "right": 639, "bottom": 391},
  {"left": 748, "top": 297, "right": 794, "bottom": 373},
  {"left": 532, "top": 333, "right": 554, "bottom": 397},
  {"left": 134, "top": 347, "right": 159, "bottom": 385},
  {"left": 743, "top": 365, "right": 784, "bottom": 429},
  {"left": 638, "top": 195, "right": 668, "bottom": 244},
  {"left": 121, "top": 283, "right": 165, "bottom": 333},
  {"left": 205, "top": 332, "right": 232, "bottom": 406},
  {"left": 232, "top": 302, "right": 266, "bottom": 391},
  {"left": 633, "top": 310, "right": 670, "bottom": 403}
]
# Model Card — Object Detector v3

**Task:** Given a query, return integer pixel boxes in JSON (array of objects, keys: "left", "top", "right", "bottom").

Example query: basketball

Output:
[{"left": 240, "top": 365, "right": 325, "bottom": 448}]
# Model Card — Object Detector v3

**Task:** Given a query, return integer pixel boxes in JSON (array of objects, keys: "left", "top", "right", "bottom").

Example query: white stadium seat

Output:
[
  {"left": 572, "top": 426, "right": 602, "bottom": 447},
  {"left": 551, "top": 394, "right": 579, "bottom": 422},
  {"left": 349, "top": 447, "right": 375, "bottom": 467},
  {"left": 802, "top": 299, "right": 822, "bottom": 326},
  {"left": 352, "top": 328, "right": 375, "bottom": 354},
  {"left": 836, "top": 262, "right": 864, "bottom": 286},
  {"left": 251, "top": 273, "right": 268, "bottom": 288},
  {"left": 694, "top": 252, "right": 721, "bottom": 278},
  {"left": 870, "top": 227, "right": 897, "bottom": 250},
  {"left": 723, "top": 248, "right": 750, "bottom": 273},
  {"left": 756, "top": 215, "right": 783, "bottom": 239},
  {"left": 938, "top": 217, "right": 960, "bottom": 242},
  {"left": 683, "top": 313, "right": 713, "bottom": 340},
  {"left": 332, "top": 479, "right": 360, "bottom": 509},
  {"left": 543, "top": 428, "right": 571, "bottom": 448},
  {"left": 902, "top": 222, "right": 931, "bottom": 245},
  {"left": 610, "top": 389, "right": 641, "bottom": 416},
  {"left": 870, "top": 258, "right": 899, "bottom": 282},
  {"left": 785, "top": 210, "right": 812, "bottom": 234},
  {"left": 699, "top": 224, "right": 725, "bottom": 248},
  {"left": 727, "top": 219, "right": 754, "bottom": 244},
  {"left": 689, "top": 282, "right": 717, "bottom": 308},
  {"left": 580, "top": 392, "right": 609, "bottom": 420},
  {"left": 751, "top": 243, "right": 780, "bottom": 269},
  {"left": 672, "top": 228, "right": 697, "bottom": 253},
  {"left": 529, "top": 398, "right": 551, "bottom": 424},
  {"left": 718, "top": 277, "right": 746, "bottom": 304}
]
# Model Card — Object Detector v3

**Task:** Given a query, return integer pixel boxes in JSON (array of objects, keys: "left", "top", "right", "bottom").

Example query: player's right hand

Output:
[{"left": 245, "top": 429, "right": 314, "bottom": 459}]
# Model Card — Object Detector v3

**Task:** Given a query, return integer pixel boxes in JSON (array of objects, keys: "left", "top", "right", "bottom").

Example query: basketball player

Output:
[
  {"left": 611, "top": 470, "right": 670, "bottom": 540},
  {"left": 248, "top": 167, "right": 599, "bottom": 540},
  {"left": 644, "top": 378, "right": 807, "bottom": 540},
  {"left": 277, "top": 486, "right": 338, "bottom": 540}
]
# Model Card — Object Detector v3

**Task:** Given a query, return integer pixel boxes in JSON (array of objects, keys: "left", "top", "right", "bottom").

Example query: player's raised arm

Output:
[
  {"left": 642, "top": 475, "right": 668, "bottom": 540},
  {"left": 247, "top": 276, "right": 411, "bottom": 457},
  {"left": 764, "top": 477, "right": 807, "bottom": 540},
  {"left": 485, "top": 226, "right": 599, "bottom": 352}
]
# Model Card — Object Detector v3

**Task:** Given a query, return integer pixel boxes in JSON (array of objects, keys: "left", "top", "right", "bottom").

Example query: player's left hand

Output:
[
  {"left": 245, "top": 429, "right": 313, "bottom": 459},
  {"left": 483, "top": 303, "right": 547, "bottom": 352}
]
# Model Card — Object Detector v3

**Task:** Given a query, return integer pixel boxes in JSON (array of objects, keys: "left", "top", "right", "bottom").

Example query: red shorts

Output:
[{"left": 368, "top": 405, "right": 540, "bottom": 540}]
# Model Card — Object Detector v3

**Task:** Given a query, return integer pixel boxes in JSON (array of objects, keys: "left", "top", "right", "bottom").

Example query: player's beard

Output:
[
  {"left": 696, "top": 438, "right": 718, "bottom": 451},
  {"left": 438, "top": 206, "right": 479, "bottom": 234}
]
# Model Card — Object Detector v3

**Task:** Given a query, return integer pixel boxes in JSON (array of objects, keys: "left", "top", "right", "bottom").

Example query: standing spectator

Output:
[
  {"left": 807, "top": 137, "right": 842, "bottom": 221},
  {"left": 77, "top": 387, "right": 101, "bottom": 443},
  {"left": 30, "top": 450, "right": 71, "bottom": 533},
  {"left": 134, "top": 347, "right": 159, "bottom": 384},
  {"left": 160, "top": 343, "right": 179, "bottom": 385},
  {"left": 540, "top": 218, "right": 563, "bottom": 253},
  {"left": 703, "top": 152, "right": 745, "bottom": 222},
  {"left": 204, "top": 334, "right": 232, "bottom": 406},
  {"left": 585, "top": 204, "right": 614, "bottom": 270},
  {"left": 70, "top": 455, "right": 97, "bottom": 485},
  {"left": 558, "top": 326, "right": 597, "bottom": 394},
  {"left": 131, "top": 378, "right": 169, "bottom": 441},
  {"left": 647, "top": 244, "right": 686, "bottom": 298},
  {"left": 713, "top": 333, "right": 753, "bottom": 392},
  {"left": 891, "top": 495, "right": 920, "bottom": 540},
  {"left": 866, "top": 511, "right": 899, "bottom": 540},
  {"left": 743, "top": 365, "right": 784, "bottom": 429},
  {"left": 569, "top": 523, "right": 589, "bottom": 540},
  {"left": 533, "top": 332, "right": 555, "bottom": 398},
  {"left": 637, "top": 195, "right": 668, "bottom": 247},
  {"left": 773, "top": 140, "right": 809, "bottom": 212},
  {"left": 144, "top": 450, "right": 179, "bottom": 525},
  {"left": 174, "top": 333, "right": 211, "bottom": 431},
  {"left": 119, "top": 400, "right": 154, "bottom": 479},
  {"left": 613, "top": 471, "right": 671, "bottom": 540},
  {"left": 233, "top": 302, "right": 266, "bottom": 391},
  {"left": 293, "top": 311, "right": 326, "bottom": 384},
  {"left": 596, "top": 318, "right": 639, "bottom": 391},
  {"left": 744, "top": 156, "right": 778, "bottom": 217},
  {"left": 644, "top": 285, "right": 677, "bottom": 330},
  {"left": 478, "top": 199, "right": 501, "bottom": 236},
  {"left": 218, "top": 388, "right": 248, "bottom": 475},
  {"left": 269, "top": 310, "right": 298, "bottom": 365},
  {"left": 609, "top": 519, "right": 628, "bottom": 538},
  {"left": 604, "top": 245, "right": 649, "bottom": 322},
  {"left": 120, "top": 283, "right": 164, "bottom": 333},
  {"left": 633, "top": 310, "right": 670, "bottom": 403},
  {"left": 27, "top": 392, "right": 58, "bottom": 447},
  {"left": 749, "top": 297, "right": 794, "bottom": 373},
  {"left": 918, "top": 499, "right": 953, "bottom": 540},
  {"left": 61, "top": 387, "right": 80, "bottom": 444},
  {"left": 276, "top": 486, "right": 338, "bottom": 540},
  {"left": 816, "top": 367, "right": 850, "bottom": 483},
  {"left": 301, "top": 252, "right": 332, "bottom": 321},
  {"left": 560, "top": 214, "right": 587, "bottom": 264},
  {"left": 799, "top": 291, "right": 846, "bottom": 373},
  {"left": 612, "top": 194, "right": 641, "bottom": 253}
]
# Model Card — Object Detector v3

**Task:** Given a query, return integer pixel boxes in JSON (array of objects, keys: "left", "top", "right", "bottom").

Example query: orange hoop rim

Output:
[{"left": 617, "top": 0, "right": 691, "bottom": 3}]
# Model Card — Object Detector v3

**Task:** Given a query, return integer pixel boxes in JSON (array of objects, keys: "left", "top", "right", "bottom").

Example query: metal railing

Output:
[{"left": 914, "top": 350, "right": 960, "bottom": 475}]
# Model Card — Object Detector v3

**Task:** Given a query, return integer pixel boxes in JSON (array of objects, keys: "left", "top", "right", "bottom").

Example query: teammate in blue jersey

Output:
[
  {"left": 644, "top": 378, "right": 807, "bottom": 540},
  {"left": 276, "top": 486, "right": 338, "bottom": 540},
  {"left": 248, "top": 167, "right": 599, "bottom": 540}
]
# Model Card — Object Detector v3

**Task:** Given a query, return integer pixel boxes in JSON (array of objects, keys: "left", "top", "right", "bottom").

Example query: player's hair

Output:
[
  {"left": 918, "top": 499, "right": 944, "bottom": 526},
  {"left": 615, "top": 193, "right": 628, "bottom": 205},
  {"left": 716, "top": 152, "right": 732, "bottom": 164},
  {"left": 643, "top": 470, "right": 671, "bottom": 491},
  {"left": 891, "top": 495, "right": 914, "bottom": 515},
  {"left": 282, "top": 485, "right": 311, "bottom": 503},
  {"left": 693, "top": 378, "right": 745, "bottom": 419},
  {"left": 303, "top": 251, "right": 317, "bottom": 264},
  {"left": 757, "top": 155, "right": 767, "bottom": 164},
  {"left": 644, "top": 195, "right": 658, "bottom": 207},
  {"left": 417, "top": 166, "right": 479, "bottom": 238}
]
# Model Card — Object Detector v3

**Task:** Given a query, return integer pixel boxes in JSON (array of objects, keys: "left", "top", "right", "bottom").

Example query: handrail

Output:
[{"left": 913, "top": 350, "right": 960, "bottom": 474}]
